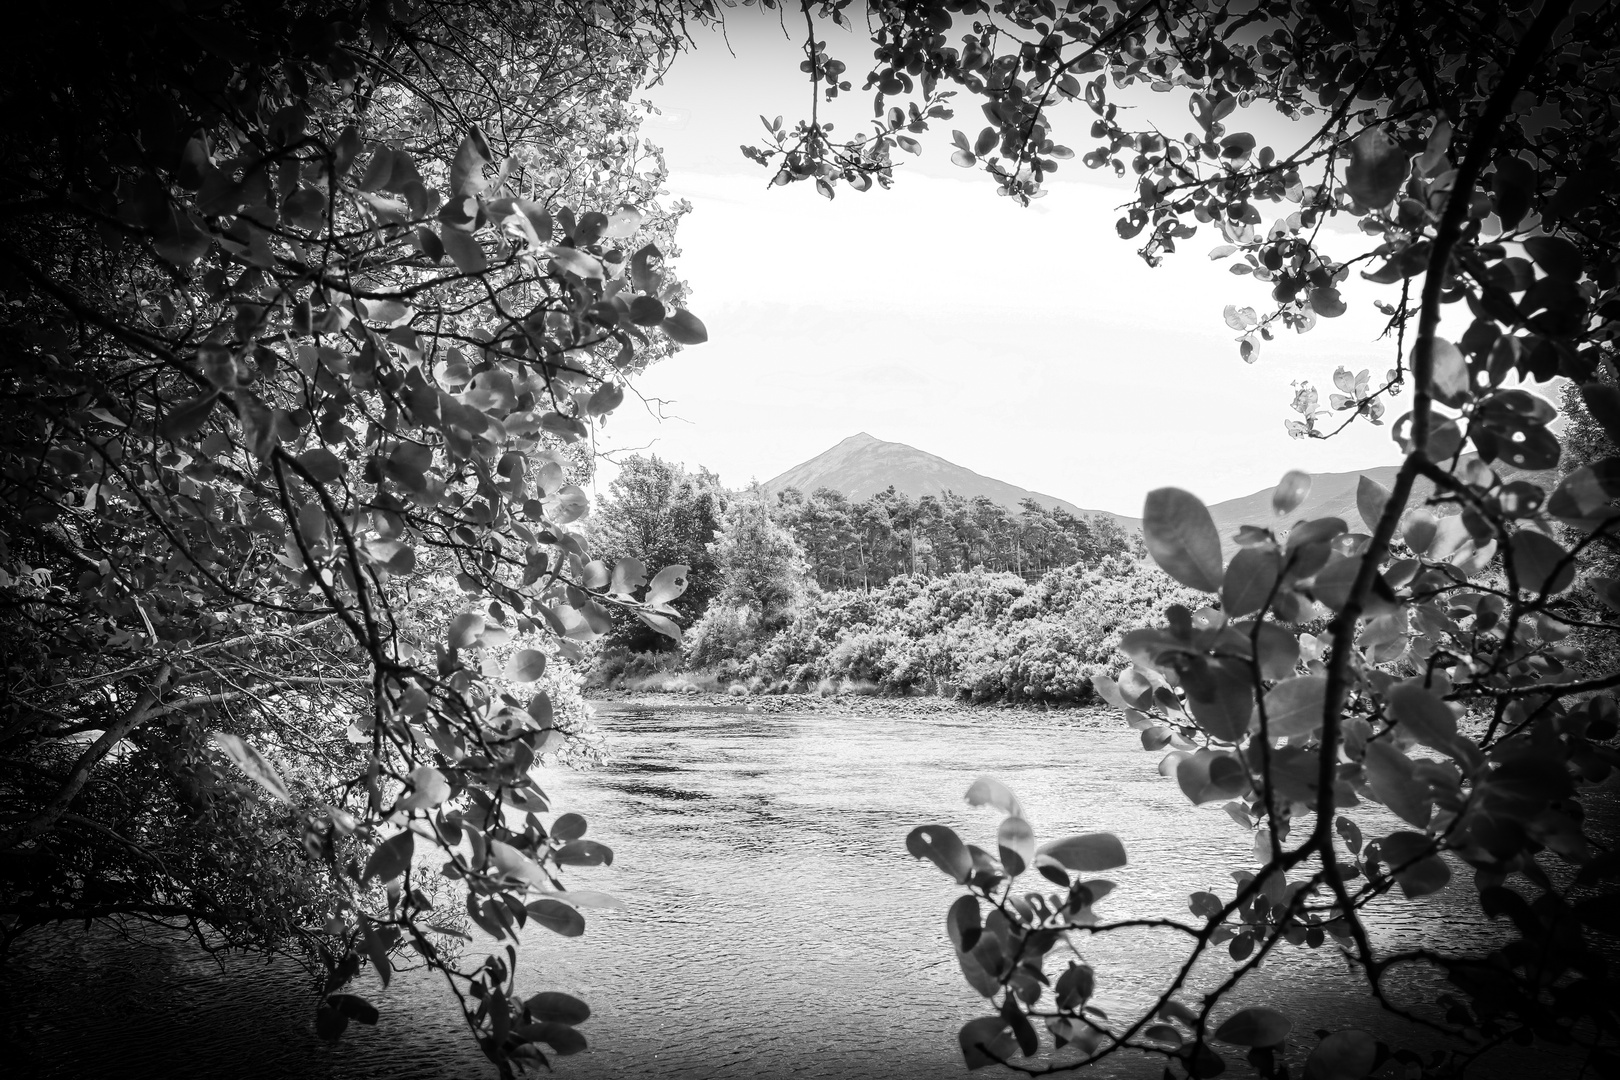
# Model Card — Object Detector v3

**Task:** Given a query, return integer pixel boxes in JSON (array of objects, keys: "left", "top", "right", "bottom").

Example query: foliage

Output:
[
  {"left": 705, "top": 485, "right": 813, "bottom": 631},
  {"left": 772, "top": 485, "right": 1138, "bottom": 589},
  {"left": 589, "top": 453, "right": 729, "bottom": 651},
  {"left": 732, "top": 557, "right": 1197, "bottom": 701},
  {"left": 0, "top": 1, "right": 712, "bottom": 1073},
  {"left": 754, "top": 0, "right": 1620, "bottom": 1075}
]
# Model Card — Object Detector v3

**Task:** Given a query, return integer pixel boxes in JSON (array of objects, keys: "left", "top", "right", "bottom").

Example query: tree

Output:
[
  {"left": 589, "top": 454, "right": 728, "bottom": 650},
  {"left": 754, "top": 0, "right": 1620, "bottom": 1075},
  {"left": 710, "top": 486, "right": 813, "bottom": 630},
  {"left": 1, "top": 1, "right": 713, "bottom": 1073}
]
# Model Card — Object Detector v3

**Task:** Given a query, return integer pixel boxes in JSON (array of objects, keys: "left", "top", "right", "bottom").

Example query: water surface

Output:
[{"left": 6, "top": 703, "right": 1527, "bottom": 1078}]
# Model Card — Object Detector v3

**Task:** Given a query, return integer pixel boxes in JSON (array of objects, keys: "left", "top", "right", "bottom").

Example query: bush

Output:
[{"left": 684, "top": 556, "right": 1201, "bottom": 703}]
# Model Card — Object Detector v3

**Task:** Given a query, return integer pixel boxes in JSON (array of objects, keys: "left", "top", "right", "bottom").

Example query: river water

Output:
[{"left": 5, "top": 703, "right": 1533, "bottom": 1079}]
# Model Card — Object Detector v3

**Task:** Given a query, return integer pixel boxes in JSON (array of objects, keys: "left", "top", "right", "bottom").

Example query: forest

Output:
[{"left": 3, "top": 0, "right": 1619, "bottom": 1078}]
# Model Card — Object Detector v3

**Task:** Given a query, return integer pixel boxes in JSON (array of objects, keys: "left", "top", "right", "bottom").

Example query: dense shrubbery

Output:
[{"left": 628, "top": 556, "right": 1199, "bottom": 703}]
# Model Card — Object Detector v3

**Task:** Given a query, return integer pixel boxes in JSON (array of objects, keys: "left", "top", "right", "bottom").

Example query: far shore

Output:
[{"left": 585, "top": 688, "right": 1121, "bottom": 726}]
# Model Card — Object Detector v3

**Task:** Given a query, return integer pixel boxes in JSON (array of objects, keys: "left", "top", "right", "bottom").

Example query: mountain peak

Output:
[{"left": 762, "top": 435, "right": 1135, "bottom": 529}]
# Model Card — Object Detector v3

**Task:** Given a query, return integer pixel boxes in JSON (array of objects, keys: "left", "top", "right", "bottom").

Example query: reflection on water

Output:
[{"left": 5, "top": 705, "right": 1533, "bottom": 1078}]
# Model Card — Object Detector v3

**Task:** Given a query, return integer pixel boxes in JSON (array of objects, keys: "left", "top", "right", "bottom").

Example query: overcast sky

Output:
[{"left": 591, "top": 15, "right": 1433, "bottom": 516}]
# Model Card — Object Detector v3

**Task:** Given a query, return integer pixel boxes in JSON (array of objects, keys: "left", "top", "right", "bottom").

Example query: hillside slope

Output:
[
  {"left": 763, "top": 434, "right": 1553, "bottom": 552},
  {"left": 761, "top": 433, "right": 1139, "bottom": 530}
]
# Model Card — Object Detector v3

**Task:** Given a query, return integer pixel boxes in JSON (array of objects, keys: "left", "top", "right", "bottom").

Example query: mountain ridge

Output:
[
  {"left": 760, "top": 433, "right": 1140, "bottom": 531},
  {"left": 761, "top": 434, "right": 1554, "bottom": 551}
]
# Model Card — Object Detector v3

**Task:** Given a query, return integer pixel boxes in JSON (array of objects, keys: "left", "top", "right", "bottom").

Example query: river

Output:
[{"left": 4, "top": 702, "right": 1535, "bottom": 1078}]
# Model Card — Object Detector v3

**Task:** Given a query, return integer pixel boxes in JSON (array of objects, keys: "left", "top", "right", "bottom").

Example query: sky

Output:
[{"left": 590, "top": 14, "right": 1441, "bottom": 517}]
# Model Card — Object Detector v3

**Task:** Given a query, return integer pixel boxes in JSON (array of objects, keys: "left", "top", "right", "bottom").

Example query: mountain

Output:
[
  {"left": 763, "top": 434, "right": 1556, "bottom": 552},
  {"left": 1204, "top": 456, "right": 1557, "bottom": 553},
  {"left": 760, "top": 433, "right": 1138, "bottom": 530}
]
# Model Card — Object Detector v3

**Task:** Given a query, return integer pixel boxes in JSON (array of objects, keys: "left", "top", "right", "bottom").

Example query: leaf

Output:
[
  {"left": 363, "top": 830, "right": 415, "bottom": 884},
  {"left": 1183, "top": 657, "right": 1255, "bottom": 742},
  {"left": 526, "top": 898, "right": 586, "bottom": 937},
  {"left": 1310, "top": 287, "right": 1346, "bottom": 317},
  {"left": 1037, "top": 832, "right": 1127, "bottom": 872},
  {"left": 161, "top": 392, "right": 218, "bottom": 442},
  {"left": 548, "top": 247, "right": 604, "bottom": 280},
  {"left": 636, "top": 611, "right": 682, "bottom": 642},
  {"left": 964, "top": 776, "right": 1024, "bottom": 818},
  {"left": 1144, "top": 488, "right": 1223, "bottom": 592},
  {"left": 550, "top": 888, "right": 622, "bottom": 910},
  {"left": 211, "top": 732, "right": 292, "bottom": 805},
  {"left": 1363, "top": 741, "right": 1432, "bottom": 827},
  {"left": 1428, "top": 338, "right": 1470, "bottom": 407},
  {"left": 1261, "top": 675, "right": 1327, "bottom": 738},
  {"left": 506, "top": 648, "right": 548, "bottom": 683},
  {"left": 445, "top": 131, "right": 490, "bottom": 198},
  {"left": 441, "top": 227, "right": 487, "bottom": 274},
  {"left": 604, "top": 204, "right": 645, "bottom": 238},
  {"left": 946, "top": 894, "right": 981, "bottom": 953},
  {"left": 326, "top": 994, "right": 379, "bottom": 1026},
  {"left": 586, "top": 382, "right": 624, "bottom": 416},
  {"left": 395, "top": 766, "right": 450, "bottom": 812},
  {"left": 1273, "top": 470, "right": 1311, "bottom": 515},
  {"left": 1344, "top": 127, "right": 1407, "bottom": 208},
  {"left": 997, "top": 816, "right": 1035, "bottom": 877},
  {"left": 959, "top": 1017, "right": 1015, "bottom": 1070},
  {"left": 526, "top": 991, "right": 590, "bottom": 1024},
  {"left": 610, "top": 557, "right": 648, "bottom": 596},
  {"left": 1509, "top": 529, "right": 1574, "bottom": 595},
  {"left": 1523, "top": 235, "right": 1582, "bottom": 280},
  {"left": 1214, "top": 1006, "right": 1291, "bottom": 1047},
  {"left": 1385, "top": 682, "right": 1469, "bottom": 762},
  {"left": 1222, "top": 547, "right": 1281, "bottom": 618},
  {"left": 526, "top": 1020, "right": 588, "bottom": 1055},
  {"left": 906, "top": 824, "right": 972, "bottom": 882},
  {"left": 554, "top": 839, "right": 613, "bottom": 866},
  {"left": 551, "top": 813, "right": 587, "bottom": 842},
  {"left": 298, "top": 447, "right": 346, "bottom": 484},
  {"left": 1355, "top": 475, "right": 1392, "bottom": 534},
  {"left": 1304, "top": 1029, "right": 1379, "bottom": 1080},
  {"left": 660, "top": 308, "right": 708, "bottom": 345},
  {"left": 1379, "top": 831, "right": 1451, "bottom": 897},
  {"left": 628, "top": 295, "right": 666, "bottom": 326},
  {"left": 1177, "top": 749, "right": 1249, "bottom": 805},
  {"left": 645, "top": 564, "right": 690, "bottom": 606},
  {"left": 447, "top": 611, "right": 485, "bottom": 650}
]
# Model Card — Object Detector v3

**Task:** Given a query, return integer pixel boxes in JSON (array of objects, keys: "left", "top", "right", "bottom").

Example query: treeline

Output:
[
  {"left": 588, "top": 454, "right": 1163, "bottom": 699},
  {"left": 772, "top": 487, "right": 1141, "bottom": 590}
]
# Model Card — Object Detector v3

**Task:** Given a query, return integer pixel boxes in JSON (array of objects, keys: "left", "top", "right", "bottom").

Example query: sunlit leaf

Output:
[
  {"left": 645, "top": 564, "right": 690, "bottom": 606},
  {"left": 506, "top": 648, "right": 548, "bottom": 683},
  {"left": 964, "top": 776, "right": 1024, "bottom": 818},
  {"left": 211, "top": 732, "right": 292, "bottom": 805}
]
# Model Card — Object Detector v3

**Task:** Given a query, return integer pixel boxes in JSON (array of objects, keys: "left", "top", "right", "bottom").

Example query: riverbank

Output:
[{"left": 586, "top": 688, "right": 1125, "bottom": 726}]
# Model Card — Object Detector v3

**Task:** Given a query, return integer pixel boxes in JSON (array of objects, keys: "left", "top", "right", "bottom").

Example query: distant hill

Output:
[
  {"left": 763, "top": 434, "right": 1554, "bottom": 554},
  {"left": 760, "top": 433, "right": 1139, "bottom": 531},
  {"left": 1204, "top": 457, "right": 1557, "bottom": 553}
]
